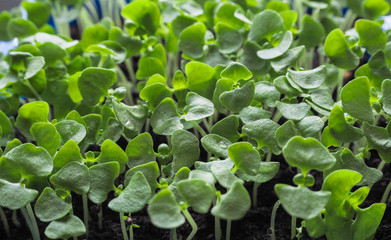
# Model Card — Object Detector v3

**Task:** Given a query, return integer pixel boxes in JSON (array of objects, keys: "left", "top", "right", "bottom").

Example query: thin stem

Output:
[
  {"left": 24, "top": 81, "right": 43, "bottom": 101},
  {"left": 182, "top": 208, "right": 197, "bottom": 240},
  {"left": 82, "top": 194, "right": 89, "bottom": 238},
  {"left": 120, "top": 212, "right": 129, "bottom": 240},
  {"left": 98, "top": 205, "right": 103, "bottom": 230},
  {"left": 116, "top": 66, "right": 134, "bottom": 105},
  {"left": 125, "top": 59, "right": 137, "bottom": 85},
  {"left": 291, "top": 216, "right": 297, "bottom": 239},
  {"left": 98, "top": 55, "right": 108, "bottom": 68},
  {"left": 170, "top": 228, "right": 178, "bottom": 240},
  {"left": 20, "top": 208, "right": 33, "bottom": 237},
  {"left": 129, "top": 225, "right": 134, "bottom": 240},
  {"left": 381, "top": 181, "right": 391, "bottom": 203},
  {"left": 26, "top": 203, "right": 40, "bottom": 240},
  {"left": 266, "top": 152, "right": 272, "bottom": 162},
  {"left": 191, "top": 121, "right": 207, "bottom": 137},
  {"left": 0, "top": 207, "right": 10, "bottom": 237},
  {"left": 294, "top": 0, "right": 304, "bottom": 29},
  {"left": 225, "top": 220, "right": 231, "bottom": 240},
  {"left": 252, "top": 182, "right": 261, "bottom": 208},
  {"left": 341, "top": 10, "right": 357, "bottom": 32},
  {"left": 12, "top": 210, "right": 21, "bottom": 227},
  {"left": 269, "top": 200, "right": 281, "bottom": 240},
  {"left": 213, "top": 198, "right": 222, "bottom": 240}
]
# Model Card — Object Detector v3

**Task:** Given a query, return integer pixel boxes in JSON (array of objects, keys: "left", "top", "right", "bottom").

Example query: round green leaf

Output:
[
  {"left": 109, "top": 172, "right": 151, "bottom": 213},
  {"left": 140, "top": 83, "right": 172, "bottom": 109},
  {"left": 257, "top": 31, "right": 293, "bottom": 60},
  {"left": 15, "top": 101, "right": 49, "bottom": 140},
  {"left": 216, "top": 22, "right": 243, "bottom": 54},
  {"left": 382, "top": 79, "right": 391, "bottom": 115},
  {"left": 228, "top": 142, "right": 261, "bottom": 175},
  {"left": 125, "top": 133, "right": 156, "bottom": 169},
  {"left": 44, "top": 215, "right": 86, "bottom": 240},
  {"left": 249, "top": 10, "right": 283, "bottom": 42},
  {"left": 283, "top": 136, "right": 335, "bottom": 172},
  {"left": 211, "top": 116, "right": 241, "bottom": 143},
  {"left": 177, "top": 179, "right": 214, "bottom": 214},
  {"left": 297, "top": 116, "right": 324, "bottom": 139},
  {"left": 363, "top": 122, "right": 391, "bottom": 163},
  {"left": 324, "top": 29, "right": 359, "bottom": 70},
  {"left": 211, "top": 181, "right": 250, "bottom": 220},
  {"left": 136, "top": 57, "right": 165, "bottom": 79},
  {"left": 96, "top": 139, "right": 128, "bottom": 173},
  {"left": 201, "top": 134, "right": 232, "bottom": 159},
  {"left": 52, "top": 140, "right": 84, "bottom": 172},
  {"left": 0, "top": 110, "right": 12, "bottom": 147},
  {"left": 275, "top": 184, "right": 331, "bottom": 219},
  {"left": 0, "top": 179, "right": 38, "bottom": 210},
  {"left": 298, "top": 15, "right": 325, "bottom": 49},
  {"left": 287, "top": 65, "right": 326, "bottom": 89},
  {"left": 355, "top": 19, "right": 386, "bottom": 54},
  {"left": 183, "top": 92, "right": 214, "bottom": 121},
  {"left": 220, "top": 62, "right": 252, "bottom": 82},
  {"left": 236, "top": 162, "right": 280, "bottom": 183},
  {"left": 30, "top": 122, "right": 61, "bottom": 157},
  {"left": 78, "top": 67, "right": 116, "bottom": 106},
  {"left": 328, "top": 105, "right": 364, "bottom": 143},
  {"left": 171, "top": 130, "right": 200, "bottom": 172},
  {"left": 50, "top": 162, "right": 90, "bottom": 195},
  {"left": 147, "top": 189, "right": 185, "bottom": 229},
  {"left": 125, "top": 162, "right": 160, "bottom": 191},
  {"left": 179, "top": 22, "right": 206, "bottom": 59},
  {"left": 238, "top": 106, "right": 272, "bottom": 124},
  {"left": 88, "top": 162, "right": 119, "bottom": 204},
  {"left": 276, "top": 102, "right": 310, "bottom": 120},
  {"left": 185, "top": 61, "right": 216, "bottom": 99},
  {"left": 341, "top": 77, "right": 374, "bottom": 123},
  {"left": 7, "top": 18, "right": 37, "bottom": 38},
  {"left": 34, "top": 187, "right": 72, "bottom": 222},
  {"left": 276, "top": 120, "right": 299, "bottom": 147},
  {"left": 211, "top": 164, "right": 243, "bottom": 189},
  {"left": 254, "top": 81, "right": 280, "bottom": 107},
  {"left": 113, "top": 101, "right": 147, "bottom": 132},
  {"left": 219, "top": 80, "right": 255, "bottom": 112},
  {"left": 121, "top": 0, "right": 160, "bottom": 35},
  {"left": 55, "top": 120, "right": 87, "bottom": 146},
  {"left": 5, "top": 143, "right": 52, "bottom": 177},
  {"left": 271, "top": 46, "right": 305, "bottom": 73},
  {"left": 242, "top": 119, "right": 281, "bottom": 154},
  {"left": 150, "top": 98, "right": 183, "bottom": 135}
]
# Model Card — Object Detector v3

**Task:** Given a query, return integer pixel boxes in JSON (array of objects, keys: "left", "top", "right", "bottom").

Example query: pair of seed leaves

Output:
[{"left": 305, "top": 170, "right": 386, "bottom": 240}]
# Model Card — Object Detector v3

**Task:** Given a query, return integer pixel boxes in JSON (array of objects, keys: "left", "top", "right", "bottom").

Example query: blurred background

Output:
[{"left": 0, "top": 0, "right": 22, "bottom": 10}]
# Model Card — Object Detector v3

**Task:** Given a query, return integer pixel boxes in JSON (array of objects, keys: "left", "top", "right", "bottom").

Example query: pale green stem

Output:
[
  {"left": 378, "top": 161, "right": 386, "bottom": 171},
  {"left": 20, "top": 208, "right": 33, "bottom": 237},
  {"left": 116, "top": 66, "right": 134, "bottom": 105},
  {"left": 98, "top": 55, "right": 108, "bottom": 68},
  {"left": 69, "top": 209, "right": 78, "bottom": 240},
  {"left": 182, "top": 209, "right": 197, "bottom": 240},
  {"left": 294, "top": 0, "right": 304, "bottom": 29},
  {"left": 82, "top": 194, "right": 89, "bottom": 238},
  {"left": 12, "top": 210, "right": 20, "bottom": 227},
  {"left": 26, "top": 203, "right": 40, "bottom": 240},
  {"left": 0, "top": 207, "right": 10, "bottom": 237},
  {"left": 23, "top": 81, "right": 43, "bottom": 101},
  {"left": 381, "top": 181, "right": 391, "bottom": 203},
  {"left": 125, "top": 59, "right": 137, "bottom": 85},
  {"left": 252, "top": 182, "right": 261, "bottom": 208},
  {"left": 191, "top": 121, "right": 207, "bottom": 137},
  {"left": 120, "top": 212, "right": 129, "bottom": 240},
  {"left": 225, "top": 220, "right": 231, "bottom": 240},
  {"left": 341, "top": 10, "right": 357, "bottom": 32},
  {"left": 202, "top": 118, "right": 211, "bottom": 133},
  {"left": 291, "top": 216, "right": 297, "bottom": 239},
  {"left": 213, "top": 198, "right": 222, "bottom": 240},
  {"left": 170, "top": 229, "right": 178, "bottom": 240},
  {"left": 270, "top": 200, "right": 281, "bottom": 240}
]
